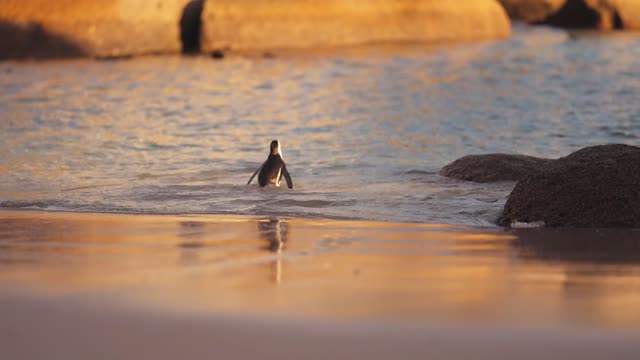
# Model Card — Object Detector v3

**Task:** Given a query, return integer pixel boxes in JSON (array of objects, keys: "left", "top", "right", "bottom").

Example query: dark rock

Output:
[
  {"left": 499, "top": 0, "right": 639, "bottom": 30},
  {"left": 0, "top": 21, "right": 86, "bottom": 59},
  {"left": 180, "top": 0, "right": 204, "bottom": 54},
  {"left": 211, "top": 49, "right": 225, "bottom": 59},
  {"left": 440, "top": 154, "right": 552, "bottom": 183},
  {"left": 498, "top": 144, "right": 640, "bottom": 228},
  {"left": 540, "top": 0, "right": 608, "bottom": 29}
]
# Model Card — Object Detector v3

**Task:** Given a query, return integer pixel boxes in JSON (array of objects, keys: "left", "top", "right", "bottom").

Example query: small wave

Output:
[
  {"left": 120, "top": 184, "right": 245, "bottom": 201},
  {"left": 599, "top": 125, "right": 639, "bottom": 139},
  {"left": 146, "top": 141, "right": 176, "bottom": 150},
  {"left": 269, "top": 199, "right": 356, "bottom": 208},
  {"left": 0, "top": 200, "right": 52, "bottom": 209},
  {"left": 62, "top": 184, "right": 118, "bottom": 192},
  {"left": 404, "top": 170, "right": 438, "bottom": 175},
  {"left": 136, "top": 173, "right": 163, "bottom": 180}
]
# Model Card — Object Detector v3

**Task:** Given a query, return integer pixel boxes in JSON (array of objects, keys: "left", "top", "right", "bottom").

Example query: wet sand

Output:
[{"left": 1, "top": 210, "right": 640, "bottom": 358}]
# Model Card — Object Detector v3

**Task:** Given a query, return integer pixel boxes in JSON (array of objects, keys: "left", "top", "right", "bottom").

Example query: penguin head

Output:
[{"left": 270, "top": 140, "right": 281, "bottom": 156}]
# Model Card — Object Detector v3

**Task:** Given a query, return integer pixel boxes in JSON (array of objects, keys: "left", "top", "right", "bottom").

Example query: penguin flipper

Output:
[
  {"left": 282, "top": 165, "right": 293, "bottom": 189},
  {"left": 247, "top": 161, "right": 265, "bottom": 185}
]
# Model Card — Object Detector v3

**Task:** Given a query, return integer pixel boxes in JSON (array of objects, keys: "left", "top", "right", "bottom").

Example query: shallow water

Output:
[
  {"left": 1, "top": 25, "right": 639, "bottom": 225},
  {"left": 2, "top": 211, "right": 640, "bottom": 328}
]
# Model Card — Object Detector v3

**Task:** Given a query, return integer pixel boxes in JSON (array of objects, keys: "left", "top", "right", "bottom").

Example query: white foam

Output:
[{"left": 511, "top": 220, "right": 546, "bottom": 228}]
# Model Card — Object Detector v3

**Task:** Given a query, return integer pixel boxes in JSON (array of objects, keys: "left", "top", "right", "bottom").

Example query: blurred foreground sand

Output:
[{"left": 2, "top": 289, "right": 640, "bottom": 360}]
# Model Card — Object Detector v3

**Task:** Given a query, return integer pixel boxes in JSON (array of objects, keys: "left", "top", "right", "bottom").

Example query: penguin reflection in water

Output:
[{"left": 247, "top": 140, "right": 293, "bottom": 189}]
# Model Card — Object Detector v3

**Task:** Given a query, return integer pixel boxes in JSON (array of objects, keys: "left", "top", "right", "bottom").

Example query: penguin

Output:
[{"left": 247, "top": 140, "right": 293, "bottom": 189}]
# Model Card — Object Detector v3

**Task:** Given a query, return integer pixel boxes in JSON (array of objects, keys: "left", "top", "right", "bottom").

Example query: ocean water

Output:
[{"left": 1, "top": 25, "right": 639, "bottom": 226}]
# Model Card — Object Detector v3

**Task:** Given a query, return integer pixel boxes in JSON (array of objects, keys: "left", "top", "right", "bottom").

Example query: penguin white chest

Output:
[{"left": 274, "top": 167, "right": 282, "bottom": 186}]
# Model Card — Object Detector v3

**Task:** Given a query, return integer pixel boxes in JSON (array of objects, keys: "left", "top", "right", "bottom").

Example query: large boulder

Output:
[
  {"left": 610, "top": 0, "right": 640, "bottom": 29},
  {"left": 498, "top": 0, "right": 640, "bottom": 30},
  {"left": 498, "top": 0, "right": 565, "bottom": 23},
  {"left": 201, "top": 0, "right": 511, "bottom": 53},
  {"left": 0, "top": 0, "right": 192, "bottom": 59},
  {"left": 543, "top": 0, "right": 620, "bottom": 29},
  {"left": 498, "top": 144, "right": 640, "bottom": 228},
  {"left": 440, "top": 154, "right": 552, "bottom": 183}
]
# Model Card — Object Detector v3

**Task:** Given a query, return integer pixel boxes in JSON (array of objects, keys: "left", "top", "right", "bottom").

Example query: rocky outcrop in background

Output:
[
  {"left": 2, "top": 0, "right": 638, "bottom": 60},
  {"left": 200, "top": 0, "right": 511, "bottom": 53},
  {"left": 0, "top": 0, "right": 193, "bottom": 59},
  {"left": 499, "top": 0, "right": 640, "bottom": 30},
  {"left": 0, "top": 0, "right": 510, "bottom": 60}
]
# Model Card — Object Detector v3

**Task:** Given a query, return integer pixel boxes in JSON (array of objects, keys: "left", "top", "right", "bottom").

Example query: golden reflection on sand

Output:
[{"left": 1, "top": 210, "right": 640, "bottom": 328}]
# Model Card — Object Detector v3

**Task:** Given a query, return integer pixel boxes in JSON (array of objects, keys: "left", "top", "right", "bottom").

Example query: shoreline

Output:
[
  {"left": 0, "top": 37, "right": 500, "bottom": 63},
  {"left": 0, "top": 207, "right": 492, "bottom": 229}
]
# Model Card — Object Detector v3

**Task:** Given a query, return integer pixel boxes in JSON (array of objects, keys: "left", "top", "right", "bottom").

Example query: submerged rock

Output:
[
  {"left": 440, "top": 154, "right": 551, "bottom": 183},
  {"left": 201, "top": 0, "right": 511, "bottom": 52},
  {"left": 210, "top": 49, "right": 225, "bottom": 59},
  {"left": 498, "top": 144, "right": 640, "bottom": 228}
]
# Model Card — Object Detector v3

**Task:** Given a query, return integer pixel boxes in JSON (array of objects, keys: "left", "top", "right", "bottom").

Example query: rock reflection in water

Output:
[
  {"left": 512, "top": 228, "right": 640, "bottom": 264},
  {"left": 511, "top": 228, "right": 640, "bottom": 324}
]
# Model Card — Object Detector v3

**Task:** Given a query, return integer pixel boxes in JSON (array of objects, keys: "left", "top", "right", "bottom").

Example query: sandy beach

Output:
[{"left": 1, "top": 210, "right": 640, "bottom": 359}]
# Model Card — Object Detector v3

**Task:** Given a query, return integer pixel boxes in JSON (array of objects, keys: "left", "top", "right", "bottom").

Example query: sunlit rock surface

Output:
[
  {"left": 498, "top": 0, "right": 640, "bottom": 30},
  {"left": 0, "top": 0, "right": 192, "bottom": 59},
  {"left": 498, "top": 0, "right": 565, "bottom": 23},
  {"left": 440, "top": 154, "right": 552, "bottom": 183},
  {"left": 610, "top": 0, "right": 640, "bottom": 29},
  {"left": 201, "top": 0, "right": 511, "bottom": 52},
  {"left": 498, "top": 144, "right": 640, "bottom": 228}
]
